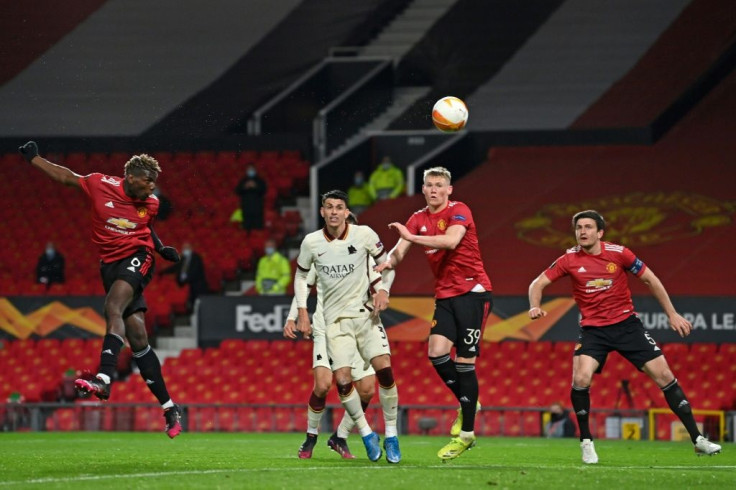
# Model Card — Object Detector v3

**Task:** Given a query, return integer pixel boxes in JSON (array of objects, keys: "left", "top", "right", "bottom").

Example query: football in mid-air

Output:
[{"left": 432, "top": 96, "right": 468, "bottom": 132}]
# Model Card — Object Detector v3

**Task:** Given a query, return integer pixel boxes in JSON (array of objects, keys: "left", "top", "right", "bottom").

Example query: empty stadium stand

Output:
[{"left": 2, "top": 338, "right": 733, "bottom": 437}]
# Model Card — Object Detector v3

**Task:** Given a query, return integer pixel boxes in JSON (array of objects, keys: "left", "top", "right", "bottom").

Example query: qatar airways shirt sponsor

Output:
[
  {"left": 406, "top": 200, "right": 491, "bottom": 299},
  {"left": 79, "top": 173, "right": 158, "bottom": 263},
  {"left": 296, "top": 224, "right": 384, "bottom": 325},
  {"left": 544, "top": 242, "right": 646, "bottom": 327}
]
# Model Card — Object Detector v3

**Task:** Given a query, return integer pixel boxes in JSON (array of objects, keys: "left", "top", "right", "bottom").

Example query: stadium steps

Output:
[
  {"left": 360, "top": 0, "right": 459, "bottom": 59},
  {"left": 334, "top": 86, "right": 432, "bottom": 154},
  {"left": 388, "top": 0, "right": 566, "bottom": 130}
]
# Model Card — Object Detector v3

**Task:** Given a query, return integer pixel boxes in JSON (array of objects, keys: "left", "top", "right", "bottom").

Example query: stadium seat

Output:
[
  {"left": 134, "top": 406, "right": 163, "bottom": 432},
  {"left": 407, "top": 408, "right": 445, "bottom": 435},
  {"left": 47, "top": 407, "right": 81, "bottom": 432}
]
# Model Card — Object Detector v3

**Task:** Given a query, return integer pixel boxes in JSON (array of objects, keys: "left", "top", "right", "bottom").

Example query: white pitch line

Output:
[
  {"left": 2, "top": 463, "right": 734, "bottom": 486},
  {"left": 0, "top": 466, "right": 396, "bottom": 486}
]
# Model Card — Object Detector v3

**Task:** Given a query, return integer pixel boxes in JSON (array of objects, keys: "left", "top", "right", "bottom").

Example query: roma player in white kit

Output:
[
  {"left": 285, "top": 264, "right": 377, "bottom": 459},
  {"left": 294, "top": 190, "right": 400, "bottom": 463},
  {"left": 285, "top": 214, "right": 378, "bottom": 459}
]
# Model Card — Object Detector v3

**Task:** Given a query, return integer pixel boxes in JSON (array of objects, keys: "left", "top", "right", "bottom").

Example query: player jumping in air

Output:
[{"left": 19, "top": 141, "right": 183, "bottom": 438}]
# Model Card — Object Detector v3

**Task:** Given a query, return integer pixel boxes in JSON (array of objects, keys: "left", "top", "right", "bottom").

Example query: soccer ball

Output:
[{"left": 432, "top": 96, "right": 468, "bottom": 132}]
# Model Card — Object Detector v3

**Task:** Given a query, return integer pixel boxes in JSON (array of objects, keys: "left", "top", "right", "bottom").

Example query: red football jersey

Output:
[
  {"left": 78, "top": 173, "right": 158, "bottom": 263},
  {"left": 406, "top": 200, "right": 492, "bottom": 299},
  {"left": 544, "top": 241, "right": 647, "bottom": 326}
]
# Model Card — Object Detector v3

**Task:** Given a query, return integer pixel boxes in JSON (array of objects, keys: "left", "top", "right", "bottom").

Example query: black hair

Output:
[
  {"left": 124, "top": 154, "right": 161, "bottom": 177},
  {"left": 321, "top": 189, "right": 348, "bottom": 206},
  {"left": 572, "top": 210, "right": 606, "bottom": 231}
]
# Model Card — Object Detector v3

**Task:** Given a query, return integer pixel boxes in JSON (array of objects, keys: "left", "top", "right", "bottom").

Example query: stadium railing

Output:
[{"left": 3, "top": 402, "right": 731, "bottom": 442}]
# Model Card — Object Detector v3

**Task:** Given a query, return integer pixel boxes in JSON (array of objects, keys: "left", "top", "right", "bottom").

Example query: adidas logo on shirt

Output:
[
  {"left": 420, "top": 226, "right": 427, "bottom": 233},
  {"left": 105, "top": 201, "right": 114, "bottom": 208},
  {"left": 102, "top": 349, "right": 113, "bottom": 355},
  {"left": 578, "top": 266, "right": 587, "bottom": 272}
]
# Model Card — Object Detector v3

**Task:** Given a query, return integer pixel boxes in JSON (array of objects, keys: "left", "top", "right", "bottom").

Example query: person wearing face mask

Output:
[
  {"left": 347, "top": 171, "right": 373, "bottom": 216},
  {"left": 234, "top": 164, "right": 267, "bottom": 231},
  {"left": 36, "top": 241, "right": 65, "bottom": 288},
  {"left": 368, "top": 156, "right": 405, "bottom": 201},
  {"left": 160, "top": 242, "right": 209, "bottom": 311},
  {"left": 255, "top": 238, "right": 291, "bottom": 295}
]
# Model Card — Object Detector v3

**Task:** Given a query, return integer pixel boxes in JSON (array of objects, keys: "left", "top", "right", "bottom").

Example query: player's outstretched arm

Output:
[
  {"left": 149, "top": 226, "right": 180, "bottom": 263},
  {"left": 389, "top": 222, "right": 466, "bottom": 251},
  {"left": 528, "top": 272, "right": 552, "bottom": 319},
  {"left": 638, "top": 268, "right": 692, "bottom": 337},
  {"left": 375, "top": 235, "right": 412, "bottom": 273},
  {"left": 19, "top": 141, "right": 82, "bottom": 187}
]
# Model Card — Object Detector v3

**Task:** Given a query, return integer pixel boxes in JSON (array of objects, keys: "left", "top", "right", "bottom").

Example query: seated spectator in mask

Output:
[
  {"left": 347, "top": 170, "right": 374, "bottom": 216},
  {"left": 36, "top": 242, "right": 65, "bottom": 288},
  {"left": 255, "top": 239, "right": 291, "bottom": 295},
  {"left": 160, "top": 242, "right": 209, "bottom": 311},
  {"left": 368, "top": 156, "right": 405, "bottom": 201}
]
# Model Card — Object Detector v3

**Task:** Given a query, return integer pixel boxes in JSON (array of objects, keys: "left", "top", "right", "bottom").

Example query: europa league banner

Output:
[
  {"left": 0, "top": 296, "right": 106, "bottom": 341},
  {"left": 196, "top": 295, "right": 735, "bottom": 346}
]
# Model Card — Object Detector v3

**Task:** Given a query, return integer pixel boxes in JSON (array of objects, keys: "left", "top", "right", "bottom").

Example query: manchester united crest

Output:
[
  {"left": 514, "top": 191, "right": 734, "bottom": 248},
  {"left": 137, "top": 207, "right": 147, "bottom": 218},
  {"left": 437, "top": 219, "right": 447, "bottom": 232}
]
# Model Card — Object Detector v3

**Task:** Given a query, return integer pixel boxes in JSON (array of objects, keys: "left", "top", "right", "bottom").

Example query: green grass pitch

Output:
[{"left": 0, "top": 433, "right": 732, "bottom": 489}]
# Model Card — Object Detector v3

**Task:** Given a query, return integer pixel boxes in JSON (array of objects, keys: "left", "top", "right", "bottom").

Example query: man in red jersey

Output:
[
  {"left": 19, "top": 141, "right": 183, "bottom": 438},
  {"left": 528, "top": 210, "right": 721, "bottom": 463},
  {"left": 376, "top": 166, "right": 492, "bottom": 460}
]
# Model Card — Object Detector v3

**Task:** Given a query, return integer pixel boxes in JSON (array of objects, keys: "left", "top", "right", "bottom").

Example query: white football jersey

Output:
[
  {"left": 288, "top": 257, "right": 384, "bottom": 335},
  {"left": 296, "top": 224, "right": 385, "bottom": 325}
]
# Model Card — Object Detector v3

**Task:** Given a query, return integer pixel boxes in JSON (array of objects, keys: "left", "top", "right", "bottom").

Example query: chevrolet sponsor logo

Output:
[
  {"left": 107, "top": 217, "right": 138, "bottom": 230},
  {"left": 585, "top": 278, "right": 612, "bottom": 288}
]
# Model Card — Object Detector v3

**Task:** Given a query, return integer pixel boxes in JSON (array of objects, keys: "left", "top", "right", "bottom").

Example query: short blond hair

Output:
[
  {"left": 423, "top": 166, "right": 451, "bottom": 183},
  {"left": 124, "top": 154, "right": 161, "bottom": 177}
]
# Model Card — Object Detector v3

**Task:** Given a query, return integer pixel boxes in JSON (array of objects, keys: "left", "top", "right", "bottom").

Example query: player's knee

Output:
[
  {"left": 374, "top": 367, "right": 395, "bottom": 388},
  {"left": 127, "top": 334, "right": 147, "bottom": 352},
  {"left": 336, "top": 382, "right": 354, "bottom": 397},
  {"left": 654, "top": 370, "right": 676, "bottom": 389},
  {"left": 360, "top": 389, "right": 375, "bottom": 403},
  {"left": 103, "top": 302, "right": 124, "bottom": 321},
  {"left": 427, "top": 345, "right": 450, "bottom": 358},
  {"left": 313, "top": 380, "right": 330, "bottom": 397},
  {"left": 572, "top": 372, "right": 592, "bottom": 388},
  {"left": 356, "top": 378, "right": 376, "bottom": 400},
  {"left": 125, "top": 326, "right": 148, "bottom": 350}
]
